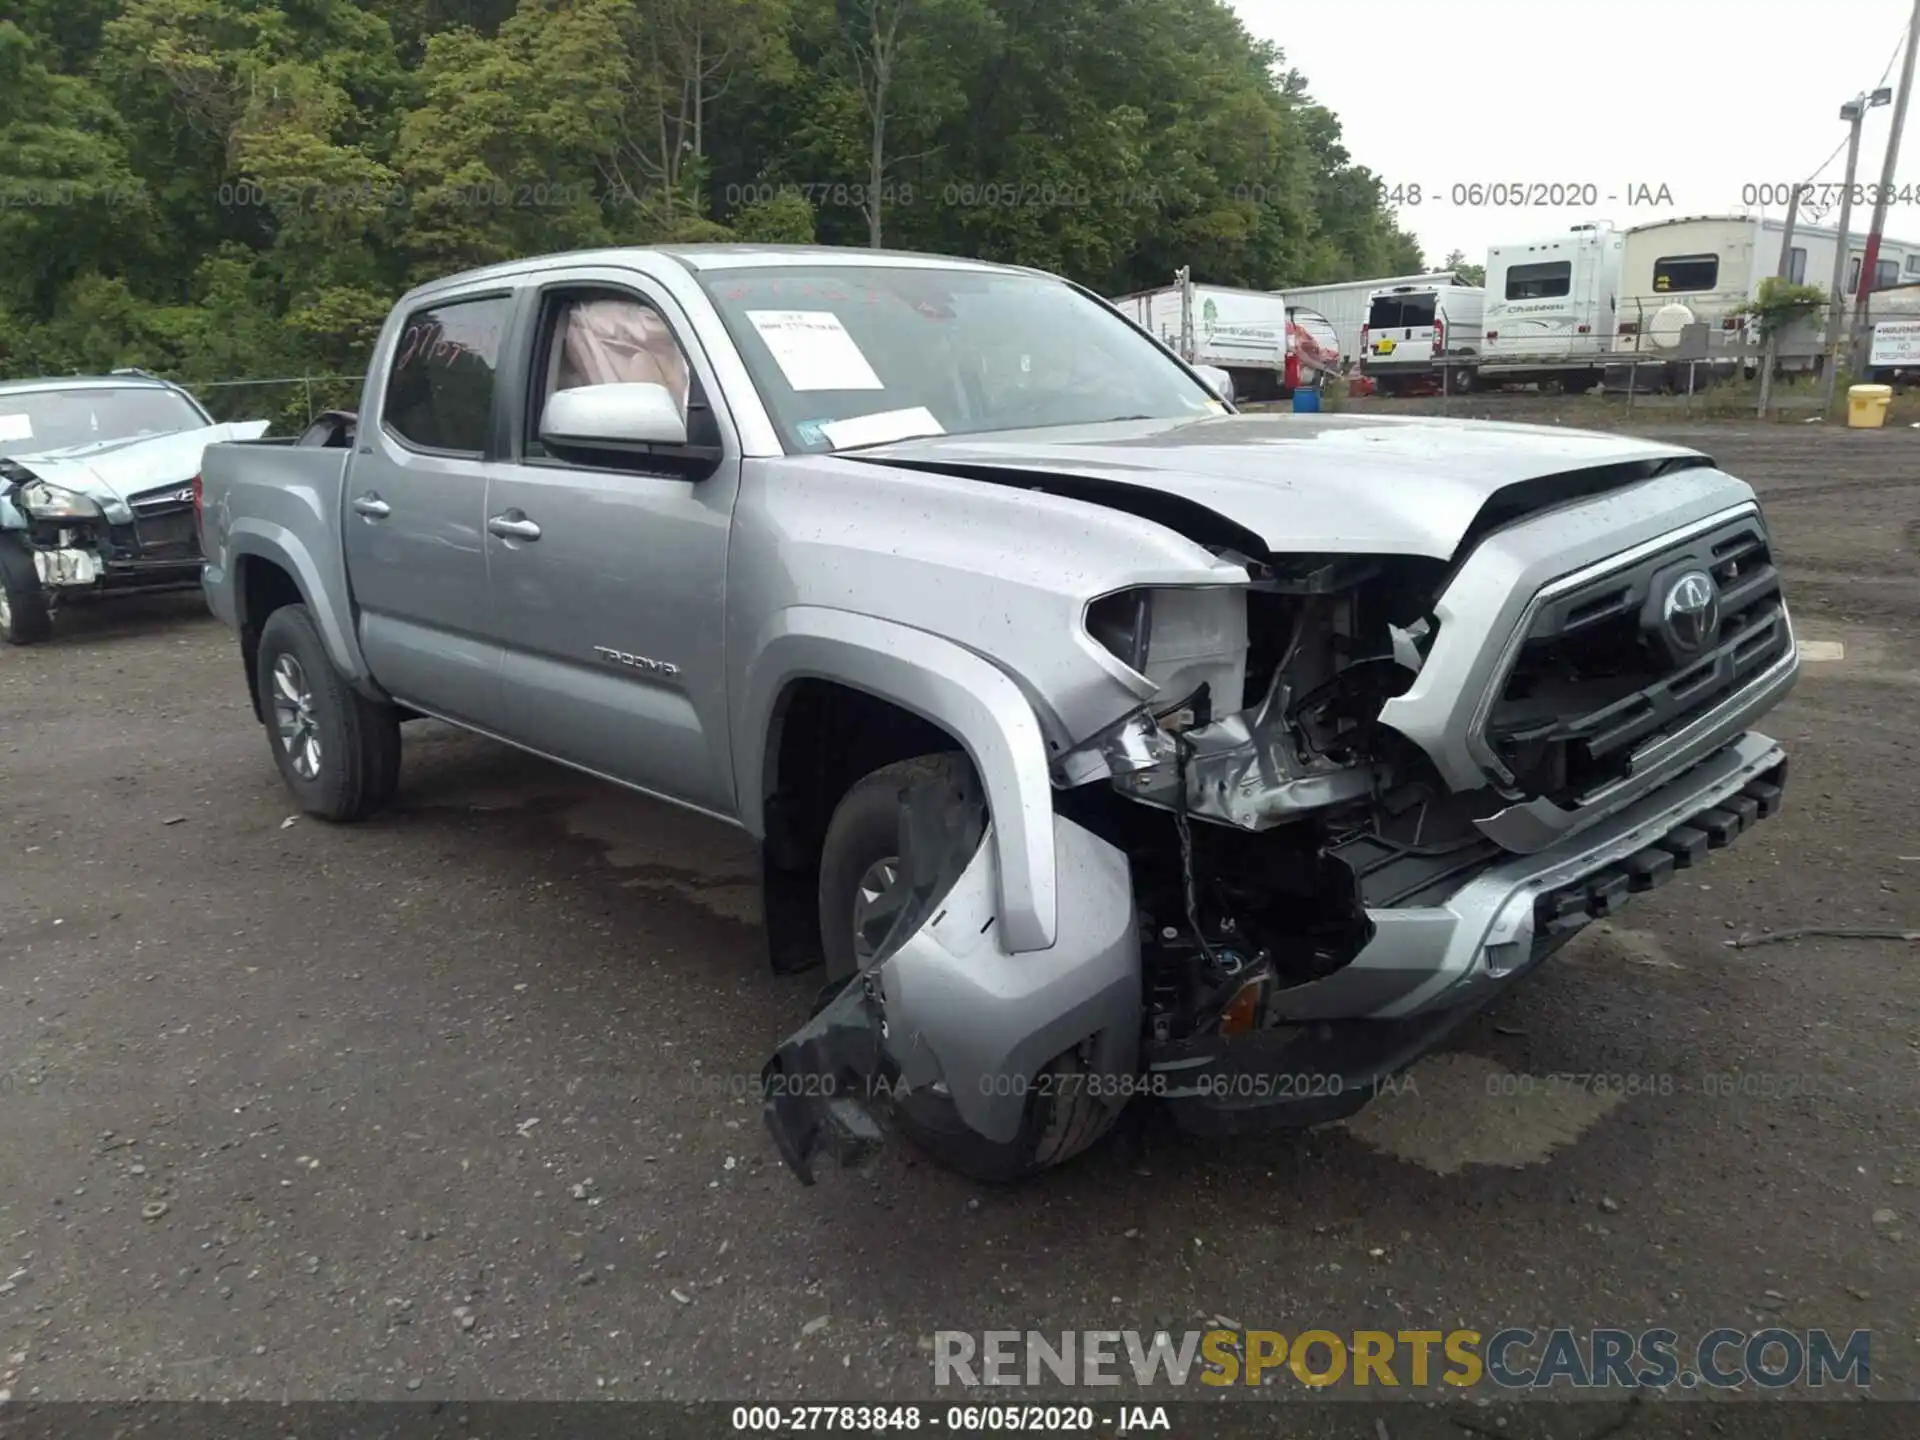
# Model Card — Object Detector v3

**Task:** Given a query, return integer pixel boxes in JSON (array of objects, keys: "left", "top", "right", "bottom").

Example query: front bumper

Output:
[
  {"left": 27, "top": 538, "right": 202, "bottom": 597},
  {"left": 762, "top": 731, "right": 1788, "bottom": 1180},
  {"left": 1150, "top": 732, "right": 1788, "bottom": 1135}
]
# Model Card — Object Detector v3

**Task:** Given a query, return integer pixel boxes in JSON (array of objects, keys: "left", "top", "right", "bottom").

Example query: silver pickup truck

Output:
[{"left": 200, "top": 244, "right": 1799, "bottom": 1186}]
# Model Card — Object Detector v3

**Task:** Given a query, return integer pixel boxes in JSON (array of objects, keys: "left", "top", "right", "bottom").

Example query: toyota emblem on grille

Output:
[{"left": 1662, "top": 569, "right": 1720, "bottom": 652}]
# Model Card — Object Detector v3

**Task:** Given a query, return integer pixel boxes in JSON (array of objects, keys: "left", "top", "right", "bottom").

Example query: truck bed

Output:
[{"left": 199, "top": 440, "right": 362, "bottom": 680}]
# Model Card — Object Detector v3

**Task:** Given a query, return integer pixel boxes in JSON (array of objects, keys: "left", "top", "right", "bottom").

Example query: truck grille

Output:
[{"left": 1483, "top": 514, "right": 1789, "bottom": 805}]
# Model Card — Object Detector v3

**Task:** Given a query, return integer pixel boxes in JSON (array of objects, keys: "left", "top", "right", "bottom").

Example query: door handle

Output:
[
  {"left": 352, "top": 494, "right": 390, "bottom": 519},
  {"left": 487, "top": 512, "right": 541, "bottom": 542}
]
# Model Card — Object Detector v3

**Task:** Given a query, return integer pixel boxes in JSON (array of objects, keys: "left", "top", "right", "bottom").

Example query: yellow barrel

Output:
[{"left": 1847, "top": 383, "right": 1893, "bottom": 428}]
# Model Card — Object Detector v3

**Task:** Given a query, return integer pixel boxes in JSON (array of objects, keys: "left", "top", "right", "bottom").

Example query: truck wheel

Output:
[
  {"left": 0, "top": 536, "right": 53, "bottom": 645},
  {"left": 816, "top": 753, "right": 1125, "bottom": 1182},
  {"left": 1448, "top": 366, "right": 1476, "bottom": 394},
  {"left": 256, "top": 604, "right": 401, "bottom": 821}
]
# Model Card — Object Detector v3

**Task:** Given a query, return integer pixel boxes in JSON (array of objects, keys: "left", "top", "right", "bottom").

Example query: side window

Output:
[
  {"left": 1652, "top": 254, "right": 1718, "bottom": 293},
  {"left": 1876, "top": 258, "right": 1900, "bottom": 290},
  {"left": 382, "top": 295, "right": 511, "bottom": 454},
  {"left": 1848, "top": 256, "right": 1863, "bottom": 293},
  {"left": 1787, "top": 247, "right": 1807, "bottom": 285},
  {"left": 1506, "top": 261, "right": 1571, "bottom": 300},
  {"left": 527, "top": 289, "right": 719, "bottom": 468}
]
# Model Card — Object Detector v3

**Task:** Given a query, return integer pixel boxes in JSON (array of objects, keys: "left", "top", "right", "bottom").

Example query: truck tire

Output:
[
  {"left": 255, "top": 604, "right": 401, "bottom": 821},
  {"left": 816, "top": 753, "right": 1125, "bottom": 1182},
  {"left": 0, "top": 536, "right": 53, "bottom": 645},
  {"left": 1448, "top": 365, "right": 1476, "bottom": 394}
]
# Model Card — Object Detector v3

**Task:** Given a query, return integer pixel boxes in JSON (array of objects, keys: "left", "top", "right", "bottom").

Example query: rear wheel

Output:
[
  {"left": 0, "top": 536, "right": 53, "bottom": 645},
  {"left": 1447, "top": 365, "right": 1476, "bottom": 394},
  {"left": 816, "top": 753, "right": 1125, "bottom": 1181},
  {"left": 256, "top": 604, "right": 401, "bottom": 820}
]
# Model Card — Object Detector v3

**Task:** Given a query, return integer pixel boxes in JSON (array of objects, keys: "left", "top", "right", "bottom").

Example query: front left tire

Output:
[
  {"left": 255, "top": 603, "right": 401, "bottom": 820},
  {"left": 0, "top": 536, "right": 53, "bottom": 645},
  {"left": 814, "top": 752, "right": 1126, "bottom": 1182}
]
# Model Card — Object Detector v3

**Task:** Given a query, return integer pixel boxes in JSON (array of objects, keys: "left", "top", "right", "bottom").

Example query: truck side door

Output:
[
  {"left": 342, "top": 290, "right": 514, "bottom": 729},
  {"left": 485, "top": 268, "right": 742, "bottom": 817}
]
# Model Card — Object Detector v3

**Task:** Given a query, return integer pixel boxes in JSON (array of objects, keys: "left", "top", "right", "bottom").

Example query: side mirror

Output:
[
  {"left": 539, "top": 382, "right": 688, "bottom": 449},
  {"left": 1194, "top": 365, "right": 1235, "bottom": 404}
]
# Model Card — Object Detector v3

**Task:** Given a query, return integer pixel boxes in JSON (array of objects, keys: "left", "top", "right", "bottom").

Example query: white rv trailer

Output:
[
  {"left": 1277, "top": 271, "right": 1459, "bottom": 369},
  {"left": 1609, "top": 214, "right": 1920, "bottom": 387},
  {"left": 1110, "top": 281, "right": 1339, "bottom": 399},
  {"left": 1478, "top": 222, "right": 1625, "bottom": 392}
]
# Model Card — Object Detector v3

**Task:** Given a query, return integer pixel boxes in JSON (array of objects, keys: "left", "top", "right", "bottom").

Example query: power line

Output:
[{"left": 1802, "top": 22, "right": 1911, "bottom": 186}]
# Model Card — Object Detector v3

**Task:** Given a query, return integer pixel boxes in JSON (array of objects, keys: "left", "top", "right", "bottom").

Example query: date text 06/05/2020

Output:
[
  {"left": 730, "top": 1405, "right": 1171, "bottom": 1433},
  {"left": 1381, "top": 182, "right": 1676, "bottom": 207}
]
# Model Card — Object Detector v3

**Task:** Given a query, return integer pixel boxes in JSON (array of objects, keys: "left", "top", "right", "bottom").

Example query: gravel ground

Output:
[{"left": 0, "top": 413, "right": 1915, "bottom": 1429}]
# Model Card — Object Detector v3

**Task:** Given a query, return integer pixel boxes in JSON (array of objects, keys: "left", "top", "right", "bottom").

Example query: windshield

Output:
[
  {"left": 0, "top": 385, "right": 208, "bottom": 458},
  {"left": 696, "top": 264, "right": 1223, "bottom": 451}
]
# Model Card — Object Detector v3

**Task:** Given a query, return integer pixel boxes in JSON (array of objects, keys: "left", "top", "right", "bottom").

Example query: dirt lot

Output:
[{"left": 1, "top": 409, "right": 1916, "bottom": 1430}]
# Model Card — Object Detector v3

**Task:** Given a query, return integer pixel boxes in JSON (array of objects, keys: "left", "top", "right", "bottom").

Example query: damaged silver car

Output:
[
  {"left": 191, "top": 246, "right": 1797, "bottom": 1188},
  {"left": 0, "top": 371, "right": 268, "bottom": 644}
]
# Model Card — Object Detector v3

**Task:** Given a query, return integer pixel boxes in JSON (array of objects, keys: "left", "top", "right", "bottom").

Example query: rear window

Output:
[
  {"left": 1368, "top": 294, "right": 1437, "bottom": 330},
  {"left": 1652, "top": 254, "right": 1719, "bottom": 293},
  {"left": 1505, "top": 261, "right": 1571, "bottom": 300}
]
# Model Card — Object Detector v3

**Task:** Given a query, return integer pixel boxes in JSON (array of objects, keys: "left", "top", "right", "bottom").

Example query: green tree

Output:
[
  {"left": 2, "top": 0, "right": 1427, "bottom": 393},
  {"left": 1442, "top": 247, "right": 1485, "bottom": 287}
]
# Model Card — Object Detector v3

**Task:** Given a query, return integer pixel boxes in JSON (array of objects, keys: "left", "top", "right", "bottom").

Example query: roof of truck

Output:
[{"left": 400, "top": 244, "right": 1033, "bottom": 301}]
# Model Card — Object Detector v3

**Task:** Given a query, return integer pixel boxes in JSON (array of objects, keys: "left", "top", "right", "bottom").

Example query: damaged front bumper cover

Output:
[
  {"left": 762, "top": 778, "right": 1140, "bottom": 1185},
  {"left": 763, "top": 731, "right": 1789, "bottom": 1182},
  {"left": 1150, "top": 731, "right": 1788, "bottom": 1133}
]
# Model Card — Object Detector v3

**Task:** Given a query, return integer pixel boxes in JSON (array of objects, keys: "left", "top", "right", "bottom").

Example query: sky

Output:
[{"left": 1229, "top": 0, "right": 1920, "bottom": 269}]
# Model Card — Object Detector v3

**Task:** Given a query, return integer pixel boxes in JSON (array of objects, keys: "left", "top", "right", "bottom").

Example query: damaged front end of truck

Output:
[{"left": 762, "top": 446, "right": 1799, "bottom": 1185}]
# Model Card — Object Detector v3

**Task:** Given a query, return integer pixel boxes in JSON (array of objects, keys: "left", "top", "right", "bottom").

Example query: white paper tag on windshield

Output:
[
  {"left": 820, "top": 406, "right": 945, "bottom": 450},
  {"left": 746, "top": 310, "right": 884, "bottom": 391},
  {"left": 0, "top": 414, "right": 33, "bottom": 442}
]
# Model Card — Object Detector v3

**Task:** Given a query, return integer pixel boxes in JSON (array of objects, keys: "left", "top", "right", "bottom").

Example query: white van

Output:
[
  {"left": 1481, "top": 223, "right": 1623, "bottom": 391},
  {"left": 1361, "top": 282, "right": 1487, "bottom": 394}
]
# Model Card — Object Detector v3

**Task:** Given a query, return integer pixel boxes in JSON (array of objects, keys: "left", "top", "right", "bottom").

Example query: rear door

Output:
[
  {"left": 1366, "top": 290, "right": 1437, "bottom": 369},
  {"left": 483, "top": 265, "right": 743, "bottom": 816},
  {"left": 342, "top": 289, "right": 515, "bottom": 729}
]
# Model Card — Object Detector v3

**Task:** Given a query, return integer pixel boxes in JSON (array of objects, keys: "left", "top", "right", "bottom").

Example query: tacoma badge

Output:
[{"left": 593, "top": 646, "right": 680, "bottom": 677}]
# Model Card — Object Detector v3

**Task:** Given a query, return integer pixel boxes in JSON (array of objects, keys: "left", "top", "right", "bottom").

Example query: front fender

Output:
[
  {"left": 222, "top": 519, "right": 373, "bottom": 688},
  {"left": 736, "top": 607, "right": 1059, "bottom": 954}
]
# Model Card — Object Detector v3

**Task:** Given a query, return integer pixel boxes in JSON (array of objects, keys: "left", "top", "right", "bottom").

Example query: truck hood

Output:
[
  {"left": 857, "top": 412, "right": 1714, "bottom": 559},
  {"left": 6, "top": 421, "right": 271, "bottom": 505}
]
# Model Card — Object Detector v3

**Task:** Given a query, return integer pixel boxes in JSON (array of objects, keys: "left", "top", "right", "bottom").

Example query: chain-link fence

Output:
[
  {"left": 1357, "top": 300, "right": 1855, "bottom": 419},
  {"left": 180, "top": 375, "right": 367, "bottom": 433}
]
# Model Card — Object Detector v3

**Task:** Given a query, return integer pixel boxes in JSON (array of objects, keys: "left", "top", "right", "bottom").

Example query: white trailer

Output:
[
  {"left": 1111, "top": 281, "right": 1338, "bottom": 400},
  {"left": 1609, "top": 214, "right": 1920, "bottom": 388},
  {"left": 1278, "top": 271, "right": 1459, "bottom": 369},
  {"left": 1479, "top": 222, "right": 1625, "bottom": 393}
]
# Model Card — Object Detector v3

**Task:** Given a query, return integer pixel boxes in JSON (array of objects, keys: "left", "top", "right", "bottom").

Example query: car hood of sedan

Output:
[{"left": 6, "top": 421, "right": 270, "bottom": 508}]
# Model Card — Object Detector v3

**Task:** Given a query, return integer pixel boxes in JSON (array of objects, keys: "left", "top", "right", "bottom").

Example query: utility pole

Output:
[
  {"left": 1175, "top": 267, "right": 1195, "bottom": 362},
  {"left": 1850, "top": 0, "right": 1920, "bottom": 376},
  {"left": 1757, "top": 183, "right": 1805, "bottom": 417},
  {"left": 1821, "top": 95, "right": 1874, "bottom": 416}
]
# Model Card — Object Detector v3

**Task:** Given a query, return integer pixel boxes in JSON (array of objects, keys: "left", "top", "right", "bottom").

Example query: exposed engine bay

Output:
[{"left": 1056, "top": 549, "right": 1508, "bottom": 1052}]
